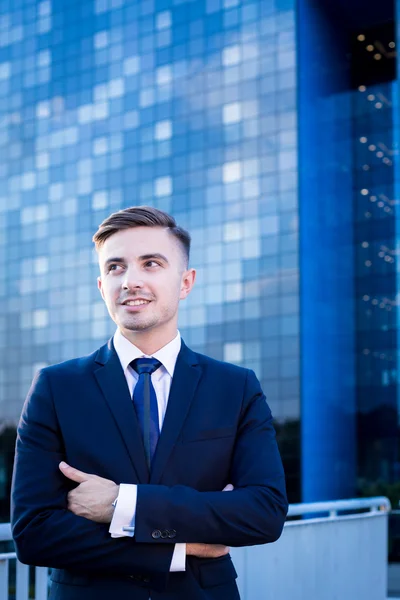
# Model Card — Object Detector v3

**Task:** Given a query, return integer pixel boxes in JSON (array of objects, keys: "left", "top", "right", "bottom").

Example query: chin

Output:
[{"left": 122, "top": 318, "right": 158, "bottom": 332}]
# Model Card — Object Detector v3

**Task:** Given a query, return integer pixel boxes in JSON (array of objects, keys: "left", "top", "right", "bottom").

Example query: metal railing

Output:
[
  {"left": 232, "top": 496, "right": 391, "bottom": 600},
  {"left": 287, "top": 495, "right": 390, "bottom": 517},
  {"left": 0, "top": 523, "right": 47, "bottom": 600},
  {"left": 0, "top": 497, "right": 391, "bottom": 600}
]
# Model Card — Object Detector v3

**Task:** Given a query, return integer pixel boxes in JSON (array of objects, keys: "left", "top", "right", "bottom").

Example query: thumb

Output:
[{"left": 59, "top": 461, "right": 90, "bottom": 483}]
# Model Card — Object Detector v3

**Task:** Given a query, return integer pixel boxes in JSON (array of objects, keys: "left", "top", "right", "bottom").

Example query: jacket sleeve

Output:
[
  {"left": 134, "top": 369, "right": 288, "bottom": 547},
  {"left": 11, "top": 369, "right": 174, "bottom": 589}
]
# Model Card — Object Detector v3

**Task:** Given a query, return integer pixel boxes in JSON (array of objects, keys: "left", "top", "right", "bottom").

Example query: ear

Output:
[
  {"left": 180, "top": 268, "right": 196, "bottom": 300},
  {"left": 97, "top": 276, "right": 105, "bottom": 301}
]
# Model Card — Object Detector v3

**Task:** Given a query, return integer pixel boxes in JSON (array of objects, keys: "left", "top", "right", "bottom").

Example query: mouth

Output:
[
  {"left": 120, "top": 299, "right": 152, "bottom": 311},
  {"left": 122, "top": 300, "right": 151, "bottom": 306}
]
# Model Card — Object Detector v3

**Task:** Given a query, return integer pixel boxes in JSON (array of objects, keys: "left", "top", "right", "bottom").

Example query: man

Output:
[{"left": 11, "top": 206, "right": 288, "bottom": 599}]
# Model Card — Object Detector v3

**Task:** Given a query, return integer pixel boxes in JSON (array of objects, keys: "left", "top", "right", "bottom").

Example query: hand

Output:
[
  {"left": 186, "top": 483, "right": 234, "bottom": 558},
  {"left": 59, "top": 462, "right": 119, "bottom": 524},
  {"left": 186, "top": 543, "right": 230, "bottom": 558}
]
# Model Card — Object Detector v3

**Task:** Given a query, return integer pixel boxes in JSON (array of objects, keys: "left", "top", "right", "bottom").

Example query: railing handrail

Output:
[
  {"left": 288, "top": 496, "right": 391, "bottom": 517},
  {"left": 0, "top": 552, "right": 17, "bottom": 561}
]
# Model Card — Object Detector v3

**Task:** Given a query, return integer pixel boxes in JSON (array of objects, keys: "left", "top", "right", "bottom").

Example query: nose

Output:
[{"left": 121, "top": 266, "right": 144, "bottom": 290}]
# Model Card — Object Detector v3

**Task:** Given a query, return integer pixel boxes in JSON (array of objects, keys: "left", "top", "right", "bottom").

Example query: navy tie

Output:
[{"left": 130, "top": 358, "right": 162, "bottom": 469}]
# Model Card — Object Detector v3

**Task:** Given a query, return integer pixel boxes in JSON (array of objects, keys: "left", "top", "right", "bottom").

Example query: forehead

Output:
[{"left": 98, "top": 226, "right": 179, "bottom": 261}]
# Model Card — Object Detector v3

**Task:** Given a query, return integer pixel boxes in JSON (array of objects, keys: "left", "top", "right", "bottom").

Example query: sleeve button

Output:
[
  {"left": 168, "top": 529, "right": 177, "bottom": 539},
  {"left": 152, "top": 529, "right": 162, "bottom": 539},
  {"left": 160, "top": 530, "right": 169, "bottom": 539}
]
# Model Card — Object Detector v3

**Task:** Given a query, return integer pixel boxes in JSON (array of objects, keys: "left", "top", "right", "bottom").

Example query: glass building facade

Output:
[
  {"left": 0, "top": 0, "right": 398, "bottom": 535},
  {"left": 298, "top": 0, "right": 399, "bottom": 505}
]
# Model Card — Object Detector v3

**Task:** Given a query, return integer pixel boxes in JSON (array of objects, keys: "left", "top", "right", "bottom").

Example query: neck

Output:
[{"left": 119, "top": 326, "right": 178, "bottom": 355}]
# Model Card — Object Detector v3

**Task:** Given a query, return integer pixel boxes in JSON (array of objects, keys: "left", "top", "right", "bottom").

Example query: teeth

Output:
[{"left": 126, "top": 300, "right": 150, "bottom": 306}]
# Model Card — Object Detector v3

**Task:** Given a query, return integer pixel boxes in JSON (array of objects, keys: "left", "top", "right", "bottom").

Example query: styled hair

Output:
[{"left": 92, "top": 205, "right": 191, "bottom": 265}]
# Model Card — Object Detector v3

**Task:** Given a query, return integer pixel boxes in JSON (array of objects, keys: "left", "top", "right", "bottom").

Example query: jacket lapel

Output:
[
  {"left": 93, "top": 339, "right": 149, "bottom": 483},
  {"left": 150, "top": 341, "right": 202, "bottom": 485}
]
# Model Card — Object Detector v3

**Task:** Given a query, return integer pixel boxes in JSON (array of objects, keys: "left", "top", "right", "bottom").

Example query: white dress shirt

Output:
[{"left": 109, "top": 328, "right": 186, "bottom": 572}]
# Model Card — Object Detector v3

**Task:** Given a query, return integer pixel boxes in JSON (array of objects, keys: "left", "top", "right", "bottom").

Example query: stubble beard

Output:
[
  {"left": 115, "top": 298, "right": 179, "bottom": 335},
  {"left": 120, "top": 312, "right": 159, "bottom": 332}
]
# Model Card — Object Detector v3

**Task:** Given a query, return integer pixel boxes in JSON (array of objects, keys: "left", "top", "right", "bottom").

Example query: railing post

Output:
[
  {"left": 0, "top": 560, "right": 8, "bottom": 600},
  {"left": 35, "top": 567, "right": 48, "bottom": 600},
  {"left": 16, "top": 562, "right": 29, "bottom": 600}
]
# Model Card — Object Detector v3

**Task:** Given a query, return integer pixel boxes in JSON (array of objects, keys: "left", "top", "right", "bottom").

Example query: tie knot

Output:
[{"left": 130, "top": 357, "right": 162, "bottom": 376}]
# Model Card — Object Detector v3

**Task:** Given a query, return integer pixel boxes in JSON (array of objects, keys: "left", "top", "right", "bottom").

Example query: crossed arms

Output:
[{"left": 11, "top": 367, "right": 288, "bottom": 589}]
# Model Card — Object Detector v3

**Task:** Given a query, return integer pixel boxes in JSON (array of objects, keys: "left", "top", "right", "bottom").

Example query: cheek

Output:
[
  {"left": 147, "top": 273, "right": 182, "bottom": 300},
  {"left": 101, "top": 281, "right": 118, "bottom": 303}
]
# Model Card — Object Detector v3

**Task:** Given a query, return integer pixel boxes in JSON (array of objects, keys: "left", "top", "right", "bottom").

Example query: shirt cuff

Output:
[
  {"left": 170, "top": 543, "right": 186, "bottom": 572},
  {"left": 109, "top": 484, "right": 137, "bottom": 538}
]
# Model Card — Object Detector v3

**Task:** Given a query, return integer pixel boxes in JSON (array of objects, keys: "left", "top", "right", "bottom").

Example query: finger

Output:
[
  {"left": 68, "top": 501, "right": 84, "bottom": 516},
  {"left": 67, "top": 490, "right": 81, "bottom": 504},
  {"left": 214, "top": 545, "right": 229, "bottom": 557},
  {"left": 222, "top": 484, "right": 234, "bottom": 491},
  {"left": 59, "top": 461, "right": 91, "bottom": 483}
]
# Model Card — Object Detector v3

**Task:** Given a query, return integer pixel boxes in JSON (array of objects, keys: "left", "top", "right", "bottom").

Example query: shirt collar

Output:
[{"left": 113, "top": 329, "right": 181, "bottom": 379}]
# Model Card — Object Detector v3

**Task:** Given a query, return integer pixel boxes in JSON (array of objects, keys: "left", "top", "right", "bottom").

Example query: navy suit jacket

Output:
[{"left": 11, "top": 338, "right": 288, "bottom": 600}]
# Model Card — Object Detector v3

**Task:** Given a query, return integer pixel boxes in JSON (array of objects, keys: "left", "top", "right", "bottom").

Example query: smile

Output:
[{"left": 123, "top": 300, "right": 151, "bottom": 306}]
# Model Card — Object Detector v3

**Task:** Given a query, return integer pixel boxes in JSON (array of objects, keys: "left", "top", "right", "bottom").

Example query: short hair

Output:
[{"left": 92, "top": 205, "right": 191, "bottom": 266}]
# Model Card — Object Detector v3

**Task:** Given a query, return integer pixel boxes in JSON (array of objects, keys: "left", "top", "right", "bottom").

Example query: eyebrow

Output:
[
  {"left": 104, "top": 257, "right": 124, "bottom": 267},
  {"left": 140, "top": 253, "right": 169, "bottom": 263},
  {"left": 104, "top": 253, "right": 169, "bottom": 266}
]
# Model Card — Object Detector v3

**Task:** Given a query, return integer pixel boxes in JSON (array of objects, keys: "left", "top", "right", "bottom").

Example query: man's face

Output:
[{"left": 97, "top": 226, "right": 195, "bottom": 337}]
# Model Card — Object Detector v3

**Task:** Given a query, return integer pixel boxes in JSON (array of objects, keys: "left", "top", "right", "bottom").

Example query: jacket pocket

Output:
[
  {"left": 182, "top": 427, "right": 236, "bottom": 443},
  {"left": 198, "top": 556, "right": 238, "bottom": 588}
]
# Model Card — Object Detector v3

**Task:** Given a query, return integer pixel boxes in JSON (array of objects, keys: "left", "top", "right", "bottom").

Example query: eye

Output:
[
  {"left": 145, "top": 260, "right": 161, "bottom": 268},
  {"left": 108, "top": 264, "right": 121, "bottom": 272}
]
